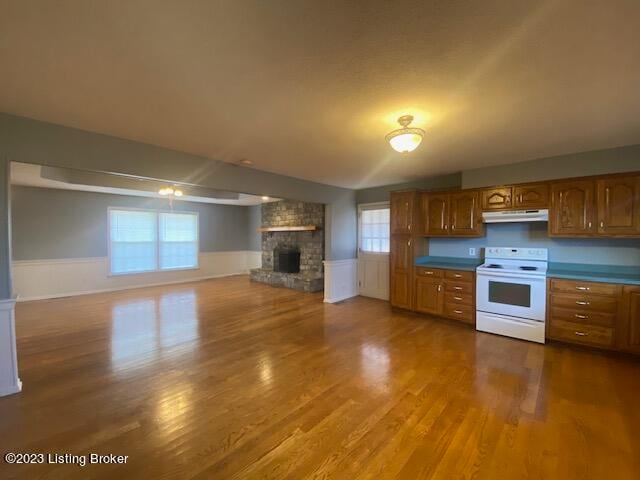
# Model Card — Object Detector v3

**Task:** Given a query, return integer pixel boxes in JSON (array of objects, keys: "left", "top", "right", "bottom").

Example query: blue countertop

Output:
[
  {"left": 547, "top": 262, "right": 640, "bottom": 286},
  {"left": 415, "top": 256, "right": 482, "bottom": 272}
]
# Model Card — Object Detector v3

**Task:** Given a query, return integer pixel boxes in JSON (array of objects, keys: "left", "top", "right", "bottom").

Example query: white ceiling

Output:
[
  {"left": 10, "top": 162, "right": 277, "bottom": 206},
  {"left": 1, "top": 1, "right": 639, "bottom": 189}
]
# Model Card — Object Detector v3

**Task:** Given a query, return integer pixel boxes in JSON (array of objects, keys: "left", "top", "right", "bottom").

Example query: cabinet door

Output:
[
  {"left": 416, "top": 192, "right": 430, "bottom": 235},
  {"left": 513, "top": 183, "right": 549, "bottom": 209},
  {"left": 450, "top": 191, "right": 483, "bottom": 236},
  {"left": 549, "top": 180, "right": 596, "bottom": 236},
  {"left": 481, "top": 187, "right": 512, "bottom": 211},
  {"left": 597, "top": 177, "right": 640, "bottom": 236},
  {"left": 390, "top": 191, "right": 415, "bottom": 234},
  {"left": 425, "top": 194, "right": 450, "bottom": 236},
  {"left": 390, "top": 235, "right": 412, "bottom": 309},
  {"left": 414, "top": 277, "right": 443, "bottom": 315},
  {"left": 618, "top": 286, "right": 640, "bottom": 354}
]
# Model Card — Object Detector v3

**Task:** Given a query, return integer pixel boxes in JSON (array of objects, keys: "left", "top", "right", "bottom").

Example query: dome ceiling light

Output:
[{"left": 385, "top": 115, "right": 425, "bottom": 153}]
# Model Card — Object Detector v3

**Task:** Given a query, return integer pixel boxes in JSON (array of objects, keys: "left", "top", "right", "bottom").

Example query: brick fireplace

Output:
[{"left": 250, "top": 200, "right": 324, "bottom": 292}]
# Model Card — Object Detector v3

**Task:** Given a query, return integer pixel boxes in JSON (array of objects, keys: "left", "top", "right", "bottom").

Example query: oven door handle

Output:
[{"left": 477, "top": 271, "right": 546, "bottom": 281}]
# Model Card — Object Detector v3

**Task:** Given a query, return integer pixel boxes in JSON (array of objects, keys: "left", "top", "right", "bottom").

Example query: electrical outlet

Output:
[{"left": 469, "top": 248, "right": 476, "bottom": 256}]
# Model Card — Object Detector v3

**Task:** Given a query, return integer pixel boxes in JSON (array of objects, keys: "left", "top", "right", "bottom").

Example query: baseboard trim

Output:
[
  {"left": 15, "top": 272, "right": 248, "bottom": 302},
  {"left": 323, "top": 258, "right": 358, "bottom": 304}
]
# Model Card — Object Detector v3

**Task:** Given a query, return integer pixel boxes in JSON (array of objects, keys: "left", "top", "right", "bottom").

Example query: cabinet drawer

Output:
[
  {"left": 549, "top": 292, "right": 618, "bottom": 313},
  {"left": 444, "top": 281, "right": 473, "bottom": 294},
  {"left": 550, "top": 279, "right": 621, "bottom": 297},
  {"left": 445, "top": 291, "right": 473, "bottom": 306},
  {"left": 443, "top": 303, "right": 475, "bottom": 324},
  {"left": 415, "top": 267, "right": 444, "bottom": 278},
  {"left": 444, "top": 270, "right": 474, "bottom": 282},
  {"left": 548, "top": 318, "right": 614, "bottom": 348},
  {"left": 549, "top": 306, "right": 615, "bottom": 327}
]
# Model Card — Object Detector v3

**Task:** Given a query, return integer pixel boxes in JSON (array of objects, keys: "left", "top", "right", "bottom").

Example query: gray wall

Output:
[
  {"left": 247, "top": 205, "right": 262, "bottom": 251},
  {"left": 462, "top": 144, "right": 640, "bottom": 189},
  {"left": 428, "top": 223, "right": 640, "bottom": 266},
  {"left": 355, "top": 173, "right": 461, "bottom": 204},
  {"left": 0, "top": 113, "right": 358, "bottom": 298},
  {"left": 11, "top": 186, "right": 254, "bottom": 261}
]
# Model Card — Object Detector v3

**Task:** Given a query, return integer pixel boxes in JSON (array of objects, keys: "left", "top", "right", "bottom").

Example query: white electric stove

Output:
[{"left": 476, "top": 247, "right": 548, "bottom": 344}]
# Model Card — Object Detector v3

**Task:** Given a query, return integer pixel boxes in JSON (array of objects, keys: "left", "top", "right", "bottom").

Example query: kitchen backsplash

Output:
[{"left": 428, "top": 222, "right": 640, "bottom": 266}]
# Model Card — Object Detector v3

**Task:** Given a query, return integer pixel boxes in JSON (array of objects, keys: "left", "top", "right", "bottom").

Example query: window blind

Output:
[{"left": 109, "top": 209, "right": 199, "bottom": 275}]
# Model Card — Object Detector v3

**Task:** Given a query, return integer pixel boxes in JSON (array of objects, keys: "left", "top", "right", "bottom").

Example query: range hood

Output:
[{"left": 482, "top": 209, "right": 549, "bottom": 223}]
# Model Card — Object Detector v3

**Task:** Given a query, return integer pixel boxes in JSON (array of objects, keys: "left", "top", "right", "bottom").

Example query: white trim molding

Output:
[
  {"left": 12, "top": 251, "right": 261, "bottom": 301},
  {"left": 323, "top": 259, "right": 358, "bottom": 303},
  {"left": 0, "top": 297, "right": 21, "bottom": 397}
]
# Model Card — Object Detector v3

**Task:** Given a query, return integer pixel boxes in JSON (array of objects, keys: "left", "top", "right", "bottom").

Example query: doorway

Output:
[{"left": 357, "top": 202, "right": 390, "bottom": 300}]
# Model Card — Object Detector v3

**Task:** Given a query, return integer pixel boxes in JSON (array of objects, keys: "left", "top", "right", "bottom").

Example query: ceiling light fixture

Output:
[
  {"left": 385, "top": 115, "right": 425, "bottom": 153},
  {"left": 261, "top": 196, "right": 269, "bottom": 201},
  {"left": 158, "top": 187, "right": 183, "bottom": 197}
]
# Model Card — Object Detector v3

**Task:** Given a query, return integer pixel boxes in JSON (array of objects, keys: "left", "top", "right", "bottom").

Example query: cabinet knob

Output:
[
  {"left": 454, "top": 274, "right": 462, "bottom": 278},
  {"left": 575, "top": 286, "right": 590, "bottom": 291},
  {"left": 575, "top": 314, "right": 588, "bottom": 319},
  {"left": 454, "top": 296, "right": 462, "bottom": 301},
  {"left": 437, "top": 285, "right": 442, "bottom": 292},
  {"left": 576, "top": 300, "right": 590, "bottom": 306},
  {"left": 600, "top": 221, "right": 604, "bottom": 228},
  {"left": 588, "top": 221, "right": 592, "bottom": 229},
  {"left": 574, "top": 331, "right": 589, "bottom": 337},
  {"left": 454, "top": 310, "right": 463, "bottom": 314},
  {"left": 454, "top": 286, "right": 463, "bottom": 291}
]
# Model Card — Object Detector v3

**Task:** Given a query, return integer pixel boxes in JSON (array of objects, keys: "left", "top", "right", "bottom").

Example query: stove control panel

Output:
[{"left": 485, "top": 247, "right": 548, "bottom": 261}]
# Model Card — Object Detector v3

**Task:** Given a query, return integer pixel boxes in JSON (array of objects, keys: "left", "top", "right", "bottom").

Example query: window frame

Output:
[
  {"left": 357, "top": 201, "right": 391, "bottom": 255},
  {"left": 107, "top": 207, "right": 200, "bottom": 276}
]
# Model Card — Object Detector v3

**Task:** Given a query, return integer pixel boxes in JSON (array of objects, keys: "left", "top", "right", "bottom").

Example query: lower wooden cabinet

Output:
[
  {"left": 547, "top": 278, "right": 640, "bottom": 355},
  {"left": 390, "top": 234, "right": 413, "bottom": 309},
  {"left": 414, "top": 277, "right": 443, "bottom": 314},
  {"left": 618, "top": 286, "right": 640, "bottom": 354},
  {"left": 413, "top": 267, "right": 476, "bottom": 325}
]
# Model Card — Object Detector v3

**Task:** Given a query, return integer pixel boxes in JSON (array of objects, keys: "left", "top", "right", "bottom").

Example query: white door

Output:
[{"left": 357, "top": 203, "right": 390, "bottom": 300}]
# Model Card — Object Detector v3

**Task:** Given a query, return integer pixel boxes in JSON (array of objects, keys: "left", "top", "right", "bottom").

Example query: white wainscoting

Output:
[
  {"left": 323, "top": 259, "right": 358, "bottom": 303},
  {"left": 13, "top": 251, "right": 264, "bottom": 301},
  {"left": 0, "top": 298, "right": 21, "bottom": 397}
]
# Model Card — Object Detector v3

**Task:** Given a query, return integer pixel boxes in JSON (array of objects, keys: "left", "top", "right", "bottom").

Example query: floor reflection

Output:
[
  {"left": 110, "top": 290, "right": 198, "bottom": 372},
  {"left": 360, "top": 343, "right": 390, "bottom": 394}
]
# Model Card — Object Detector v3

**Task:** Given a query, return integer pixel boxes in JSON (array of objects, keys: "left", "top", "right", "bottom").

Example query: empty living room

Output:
[{"left": 1, "top": 1, "right": 640, "bottom": 479}]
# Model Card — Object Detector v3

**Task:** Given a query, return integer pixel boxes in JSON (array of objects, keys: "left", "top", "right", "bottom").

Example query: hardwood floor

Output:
[{"left": 1, "top": 275, "right": 639, "bottom": 479}]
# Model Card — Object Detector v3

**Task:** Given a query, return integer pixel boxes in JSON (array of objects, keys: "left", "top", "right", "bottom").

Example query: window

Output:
[
  {"left": 109, "top": 209, "right": 199, "bottom": 275},
  {"left": 359, "top": 206, "right": 390, "bottom": 253}
]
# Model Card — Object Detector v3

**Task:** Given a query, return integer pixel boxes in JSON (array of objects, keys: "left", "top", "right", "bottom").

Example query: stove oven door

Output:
[{"left": 476, "top": 272, "right": 546, "bottom": 321}]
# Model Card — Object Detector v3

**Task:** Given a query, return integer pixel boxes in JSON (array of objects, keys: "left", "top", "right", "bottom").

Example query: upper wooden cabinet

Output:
[
  {"left": 450, "top": 191, "right": 483, "bottom": 235},
  {"left": 421, "top": 193, "right": 449, "bottom": 236},
  {"left": 418, "top": 191, "right": 482, "bottom": 237},
  {"left": 481, "top": 184, "right": 549, "bottom": 211},
  {"left": 549, "top": 180, "right": 596, "bottom": 236},
  {"left": 513, "top": 183, "right": 549, "bottom": 209},
  {"left": 596, "top": 176, "right": 640, "bottom": 236},
  {"left": 390, "top": 191, "right": 415, "bottom": 234},
  {"left": 481, "top": 187, "right": 512, "bottom": 210}
]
